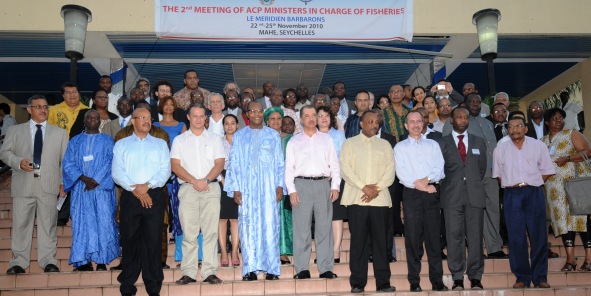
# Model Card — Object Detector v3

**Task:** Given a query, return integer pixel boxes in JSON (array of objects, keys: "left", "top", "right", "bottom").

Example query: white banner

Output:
[{"left": 155, "top": 0, "right": 413, "bottom": 42}]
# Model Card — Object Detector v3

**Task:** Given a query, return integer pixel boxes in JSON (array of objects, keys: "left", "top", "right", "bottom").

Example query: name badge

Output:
[
  {"left": 83, "top": 155, "right": 94, "bottom": 162},
  {"left": 472, "top": 149, "right": 480, "bottom": 155},
  {"left": 549, "top": 145, "right": 556, "bottom": 156}
]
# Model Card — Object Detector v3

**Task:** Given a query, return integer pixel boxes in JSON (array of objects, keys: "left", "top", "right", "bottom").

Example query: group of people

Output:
[{"left": 1, "top": 70, "right": 590, "bottom": 295}]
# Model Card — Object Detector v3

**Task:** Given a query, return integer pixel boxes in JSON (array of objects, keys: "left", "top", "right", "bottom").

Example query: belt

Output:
[
  {"left": 34, "top": 173, "right": 41, "bottom": 178},
  {"left": 508, "top": 182, "right": 529, "bottom": 188},
  {"left": 428, "top": 182, "right": 439, "bottom": 186},
  {"left": 295, "top": 176, "right": 328, "bottom": 180}
]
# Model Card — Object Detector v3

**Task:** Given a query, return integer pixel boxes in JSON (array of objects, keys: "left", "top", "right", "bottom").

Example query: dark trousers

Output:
[
  {"left": 347, "top": 205, "right": 391, "bottom": 290},
  {"left": 57, "top": 192, "right": 70, "bottom": 223},
  {"left": 386, "top": 183, "right": 396, "bottom": 258},
  {"left": 403, "top": 187, "right": 443, "bottom": 285},
  {"left": 392, "top": 177, "right": 404, "bottom": 234},
  {"left": 504, "top": 186, "right": 548, "bottom": 285},
  {"left": 118, "top": 189, "right": 165, "bottom": 295}
]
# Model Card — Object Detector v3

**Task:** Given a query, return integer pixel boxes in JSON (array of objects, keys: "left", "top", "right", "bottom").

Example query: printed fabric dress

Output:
[
  {"left": 279, "top": 133, "right": 293, "bottom": 256},
  {"left": 542, "top": 129, "right": 590, "bottom": 236}
]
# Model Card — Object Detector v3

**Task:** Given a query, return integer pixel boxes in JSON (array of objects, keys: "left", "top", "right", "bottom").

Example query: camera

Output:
[
  {"left": 29, "top": 163, "right": 40, "bottom": 170},
  {"left": 437, "top": 84, "right": 446, "bottom": 90}
]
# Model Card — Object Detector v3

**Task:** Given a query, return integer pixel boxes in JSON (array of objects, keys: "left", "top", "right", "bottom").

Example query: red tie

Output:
[
  {"left": 458, "top": 135, "right": 466, "bottom": 162},
  {"left": 457, "top": 135, "right": 466, "bottom": 162}
]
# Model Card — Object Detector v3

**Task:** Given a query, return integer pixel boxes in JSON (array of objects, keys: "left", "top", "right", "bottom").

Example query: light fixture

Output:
[
  {"left": 61, "top": 5, "right": 92, "bottom": 85},
  {"left": 473, "top": 8, "right": 501, "bottom": 95}
]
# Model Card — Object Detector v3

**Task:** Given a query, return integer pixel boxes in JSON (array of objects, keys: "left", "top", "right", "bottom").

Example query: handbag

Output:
[{"left": 565, "top": 152, "right": 591, "bottom": 215}]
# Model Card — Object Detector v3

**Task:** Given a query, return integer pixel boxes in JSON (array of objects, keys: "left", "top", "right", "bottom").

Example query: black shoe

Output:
[
  {"left": 175, "top": 275, "right": 196, "bottom": 285},
  {"left": 6, "top": 265, "right": 25, "bottom": 274},
  {"left": 410, "top": 283, "right": 422, "bottom": 292},
  {"left": 242, "top": 272, "right": 257, "bottom": 281},
  {"left": 388, "top": 256, "right": 397, "bottom": 263},
  {"left": 378, "top": 286, "right": 396, "bottom": 292},
  {"left": 368, "top": 255, "right": 373, "bottom": 262},
  {"left": 394, "top": 233, "right": 404, "bottom": 237},
  {"left": 319, "top": 271, "right": 337, "bottom": 279},
  {"left": 452, "top": 280, "right": 464, "bottom": 290},
  {"left": 57, "top": 220, "right": 67, "bottom": 226},
  {"left": 280, "top": 259, "right": 291, "bottom": 265},
  {"left": 265, "top": 274, "right": 279, "bottom": 280},
  {"left": 432, "top": 282, "right": 448, "bottom": 291},
  {"left": 470, "top": 279, "right": 483, "bottom": 290},
  {"left": 203, "top": 274, "right": 223, "bottom": 284},
  {"left": 162, "top": 262, "right": 170, "bottom": 269},
  {"left": 351, "top": 286, "right": 364, "bottom": 293},
  {"left": 334, "top": 258, "right": 340, "bottom": 264},
  {"left": 293, "top": 270, "right": 311, "bottom": 279},
  {"left": 487, "top": 250, "right": 508, "bottom": 259},
  {"left": 148, "top": 294, "right": 159, "bottom": 296},
  {"left": 441, "top": 251, "right": 447, "bottom": 260},
  {"left": 73, "top": 263, "right": 93, "bottom": 271},
  {"left": 313, "top": 259, "right": 317, "bottom": 264},
  {"left": 44, "top": 264, "right": 60, "bottom": 273},
  {"left": 96, "top": 264, "right": 107, "bottom": 271},
  {"left": 110, "top": 263, "right": 122, "bottom": 270}
]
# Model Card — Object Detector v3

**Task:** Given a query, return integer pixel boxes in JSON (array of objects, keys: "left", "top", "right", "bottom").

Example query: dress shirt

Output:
[
  {"left": 170, "top": 129, "right": 225, "bottom": 183},
  {"left": 119, "top": 115, "right": 131, "bottom": 128},
  {"left": 263, "top": 96, "right": 272, "bottom": 110},
  {"left": 295, "top": 100, "right": 310, "bottom": 111},
  {"left": 532, "top": 119, "right": 544, "bottom": 140},
  {"left": 112, "top": 133, "right": 171, "bottom": 192},
  {"left": 207, "top": 115, "right": 225, "bottom": 137},
  {"left": 394, "top": 136, "right": 445, "bottom": 188},
  {"left": 340, "top": 133, "right": 395, "bottom": 207},
  {"left": 226, "top": 107, "right": 239, "bottom": 116},
  {"left": 1, "top": 115, "right": 17, "bottom": 136},
  {"left": 107, "top": 93, "right": 120, "bottom": 116},
  {"left": 48, "top": 102, "right": 88, "bottom": 136},
  {"left": 29, "top": 120, "right": 47, "bottom": 143},
  {"left": 337, "top": 98, "right": 349, "bottom": 124},
  {"left": 451, "top": 130, "right": 467, "bottom": 148},
  {"left": 173, "top": 87, "right": 211, "bottom": 110},
  {"left": 344, "top": 114, "right": 362, "bottom": 138},
  {"left": 563, "top": 101, "right": 582, "bottom": 131},
  {"left": 492, "top": 136, "right": 555, "bottom": 187},
  {"left": 325, "top": 128, "right": 346, "bottom": 158},
  {"left": 284, "top": 130, "right": 341, "bottom": 193}
]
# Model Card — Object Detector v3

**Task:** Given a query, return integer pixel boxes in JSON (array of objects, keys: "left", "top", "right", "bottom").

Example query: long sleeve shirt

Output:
[
  {"left": 492, "top": 136, "right": 555, "bottom": 187},
  {"left": 340, "top": 133, "right": 395, "bottom": 207},
  {"left": 284, "top": 130, "right": 341, "bottom": 194},
  {"left": 394, "top": 136, "right": 445, "bottom": 189},
  {"left": 112, "top": 133, "right": 171, "bottom": 191}
]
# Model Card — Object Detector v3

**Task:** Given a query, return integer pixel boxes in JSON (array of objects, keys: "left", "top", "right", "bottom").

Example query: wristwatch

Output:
[
  {"left": 146, "top": 182, "right": 154, "bottom": 189},
  {"left": 205, "top": 178, "right": 211, "bottom": 184}
]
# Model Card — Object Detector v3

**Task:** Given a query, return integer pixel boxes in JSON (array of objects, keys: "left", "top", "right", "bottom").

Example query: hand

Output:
[
  {"left": 59, "top": 184, "right": 66, "bottom": 198},
  {"left": 361, "top": 184, "right": 379, "bottom": 199},
  {"left": 413, "top": 177, "right": 429, "bottom": 191},
  {"left": 446, "top": 82, "right": 453, "bottom": 93},
  {"left": 425, "top": 184, "right": 437, "bottom": 194},
  {"left": 138, "top": 193, "right": 153, "bottom": 208},
  {"left": 290, "top": 192, "right": 300, "bottom": 208},
  {"left": 20, "top": 159, "right": 33, "bottom": 172},
  {"left": 131, "top": 183, "right": 149, "bottom": 199},
  {"left": 234, "top": 191, "right": 242, "bottom": 205},
  {"left": 193, "top": 179, "right": 210, "bottom": 192},
  {"left": 276, "top": 187, "right": 283, "bottom": 202},
  {"left": 80, "top": 175, "right": 99, "bottom": 191},
  {"left": 330, "top": 189, "right": 339, "bottom": 202},
  {"left": 555, "top": 156, "right": 569, "bottom": 167}
]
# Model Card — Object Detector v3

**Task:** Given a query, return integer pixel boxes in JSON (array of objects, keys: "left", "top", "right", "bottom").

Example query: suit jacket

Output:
[
  {"left": 0, "top": 122, "right": 68, "bottom": 196},
  {"left": 223, "top": 108, "right": 247, "bottom": 129},
  {"left": 69, "top": 108, "right": 118, "bottom": 139},
  {"left": 399, "top": 130, "right": 442, "bottom": 142},
  {"left": 438, "top": 133, "right": 487, "bottom": 209},
  {"left": 102, "top": 117, "right": 132, "bottom": 139},
  {"left": 380, "top": 131, "right": 397, "bottom": 148},
  {"left": 526, "top": 119, "right": 547, "bottom": 139},
  {"left": 257, "top": 97, "right": 272, "bottom": 110}
]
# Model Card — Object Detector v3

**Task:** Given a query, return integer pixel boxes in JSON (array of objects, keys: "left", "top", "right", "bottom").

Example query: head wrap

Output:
[{"left": 263, "top": 106, "right": 284, "bottom": 124}]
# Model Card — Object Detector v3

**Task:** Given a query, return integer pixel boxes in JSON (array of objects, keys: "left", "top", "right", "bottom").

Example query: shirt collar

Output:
[{"left": 29, "top": 120, "right": 47, "bottom": 128}]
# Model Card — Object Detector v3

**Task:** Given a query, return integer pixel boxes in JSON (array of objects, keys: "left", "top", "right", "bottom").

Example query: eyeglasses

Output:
[
  {"left": 493, "top": 110, "right": 507, "bottom": 114},
  {"left": 318, "top": 114, "right": 330, "bottom": 119},
  {"left": 549, "top": 117, "right": 564, "bottom": 122},
  {"left": 133, "top": 116, "right": 153, "bottom": 121},
  {"left": 226, "top": 96, "right": 238, "bottom": 100},
  {"left": 29, "top": 105, "right": 49, "bottom": 110},
  {"left": 530, "top": 107, "right": 543, "bottom": 111},
  {"left": 95, "top": 96, "right": 108, "bottom": 99},
  {"left": 286, "top": 95, "right": 297, "bottom": 99},
  {"left": 507, "top": 124, "right": 525, "bottom": 129},
  {"left": 438, "top": 104, "right": 451, "bottom": 108},
  {"left": 248, "top": 109, "right": 263, "bottom": 114}
]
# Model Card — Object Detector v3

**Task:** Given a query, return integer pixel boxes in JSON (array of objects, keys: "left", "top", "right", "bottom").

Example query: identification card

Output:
[
  {"left": 472, "top": 149, "right": 480, "bottom": 155},
  {"left": 83, "top": 155, "right": 94, "bottom": 162},
  {"left": 549, "top": 145, "right": 556, "bottom": 156}
]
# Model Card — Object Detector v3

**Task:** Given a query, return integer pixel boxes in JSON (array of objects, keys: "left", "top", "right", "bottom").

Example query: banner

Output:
[{"left": 155, "top": 0, "right": 413, "bottom": 42}]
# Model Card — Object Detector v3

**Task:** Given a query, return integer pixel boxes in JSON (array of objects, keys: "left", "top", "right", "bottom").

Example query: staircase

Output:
[{"left": 1, "top": 188, "right": 591, "bottom": 295}]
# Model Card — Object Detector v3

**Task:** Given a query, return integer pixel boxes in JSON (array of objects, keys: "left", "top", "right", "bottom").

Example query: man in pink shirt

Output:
[
  {"left": 492, "top": 115, "right": 555, "bottom": 289},
  {"left": 285, "top": 105, "right": 341, "bottom": 280}
]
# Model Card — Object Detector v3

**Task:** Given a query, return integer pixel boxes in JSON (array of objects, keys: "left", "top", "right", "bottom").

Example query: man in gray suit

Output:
[
  {"left": 256, "top": 81, "right": 275, "bottom": 110},
  {"left": 442, "top": 93, "right": 507, "bottom": 259},
  {"left": 222, "top": 89, "right": 246, "bottom": 129},
  {"left": 1, "top": 94, "right": 68, "bottom": 274},
  {"left": 439, "top": 107, "right": 487, "bottom": 290},
  {"left": 103, "top": 96, "right": 133, "bottom": 139}
]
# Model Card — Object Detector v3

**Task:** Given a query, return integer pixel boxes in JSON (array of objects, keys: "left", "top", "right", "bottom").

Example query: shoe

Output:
[
  {"left": 470, "top": 279, "right": 483, "bottom": 290},
  {"left": 232, "top": 259, "right": 241, "bottom": 267},
  {"left": 513, "top": 281, "right": 527, "bottom": 289},
  {"left": 110, "top": 263, "right": 122, "bottom": 270},
  {"left": 368, "top": 255, "right": 373, "bottom": 262},
  {"left": 44, "top": 264, "right": 60, "bottom": 273},
  {"left": 161, "top": 263, "right": 170, "bottom": 269},
  {"left": 96, "top": 264, "right": 107, "bottom": 271},
  {"left": 393, "top": 233, "right": 404, "bottom": 237},
  {"left": 487, "top": 251, "right": 508, "bottom": 259},
  {"left": 293, "top": 270, "right": 311, "bottom": 279},
  {"left": 203, "top": 274, "right": 223, "bottom": 284},
  {"left": 319, "top": 271, "right": 338, "bottom": 279},
  {"left": 441, "top": 251, "right": 447, "bottom": 260},
  {"left": 432, "top": 282, "right": 448, "bottom": 291},
  {"left": 313, "top": 259, "right": 317, "bottom": 264},
  {"left": 534, "top": 282, "right": 551, "bottom": 288},
  {"left": 57, "top": 220, "right": 67, "bottom": 226},
  {"left": 378, "top": 286, "right": 396, "bottom": 292},
  {"left": 561, "top": 261, "right": 577, "bottom": 272},
  {"left": 175, "top": 275, "right": 196, "bottom": 285},
  {"left": 148, "top": 293, "right": 159, "bottom": 296},
  {"left": 410, "top": 283, "right": 422, "bottom": 292},
  {"left": 122, "top": 294, "right": 136, "bottom": 296},
  {"left": 548, "top": 248, "right": 560, "bottom": 258},
  {"left": 580, "top": 262, "right": 591, "bottom": 271},
  {"left": 6, "top": 265, "right": 25, "bottom": 274},
  {"left": 220, "top": 260, "right": 229, "bottom": 267},
  {"left": 351, "top": 286, "right": 364, "bottom": 293},
  {"left": 334, "top": 258, "right": 340, "bottom": 264},
  {"left": 388, "top": 256, "right": 397, "bottom": 263},
  {"left": 452, "top": 280, "right": 464, "bottom": 290},
  {"left": 242, "top": 272, "right": 257, "bottom": 281},
  {"left": 265, "top": 274, "right": 279, "bottom": 280},
  {"left": 280, "top": 259, "right": 291, "bottom": 265},
  {"left": 73, "top": 263, "right": 93, "bottom": 271}
]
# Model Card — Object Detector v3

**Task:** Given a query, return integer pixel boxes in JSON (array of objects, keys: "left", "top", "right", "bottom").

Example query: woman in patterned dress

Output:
[{"left": 542, "top": 108, "right": 591, "bottom": 271}]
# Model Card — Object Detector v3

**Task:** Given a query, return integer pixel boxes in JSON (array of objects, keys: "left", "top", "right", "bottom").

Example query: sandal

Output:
[
  {"left": 232, "top": 259, "right": 241, "bottom": 267},
  {"left": 220, "top": 260, "right": 229, "bottom": 267},
  {"left": 580, "top": 262, "right": 591, "bottom": 271},
  {"left": 561, "top": 262, "right": 577, "bottom": 272}
]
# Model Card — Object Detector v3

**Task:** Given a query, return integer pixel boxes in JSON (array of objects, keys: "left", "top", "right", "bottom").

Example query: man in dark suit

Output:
[
  {"left": 333, "top": 81, "right": 356, "bottom": 124},
  {"left": 0, "top": 95, "right": 68, "bottom": 274},
  {"left": 223, "top": 89, "right": 246, "bottom": 129},
  {"left": 526, "top": 101, "right": 546, "bottom": 139},
  {"left": 439, "top": 107, "right": 487, "bottom": 290},
  {"left": 486, "top": 103, "right": 508, "bottom": 142}
]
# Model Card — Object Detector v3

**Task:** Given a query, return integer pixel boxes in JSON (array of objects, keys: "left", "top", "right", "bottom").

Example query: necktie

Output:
[
  {"left": 120, "top": 119, "right": 126, "bottom": 128},
  {"left": 457, "top": 134, "right": 466, "bottom": 162},
  {"left": 33, "top": 124, "right": 43, "bottom": 165}
]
